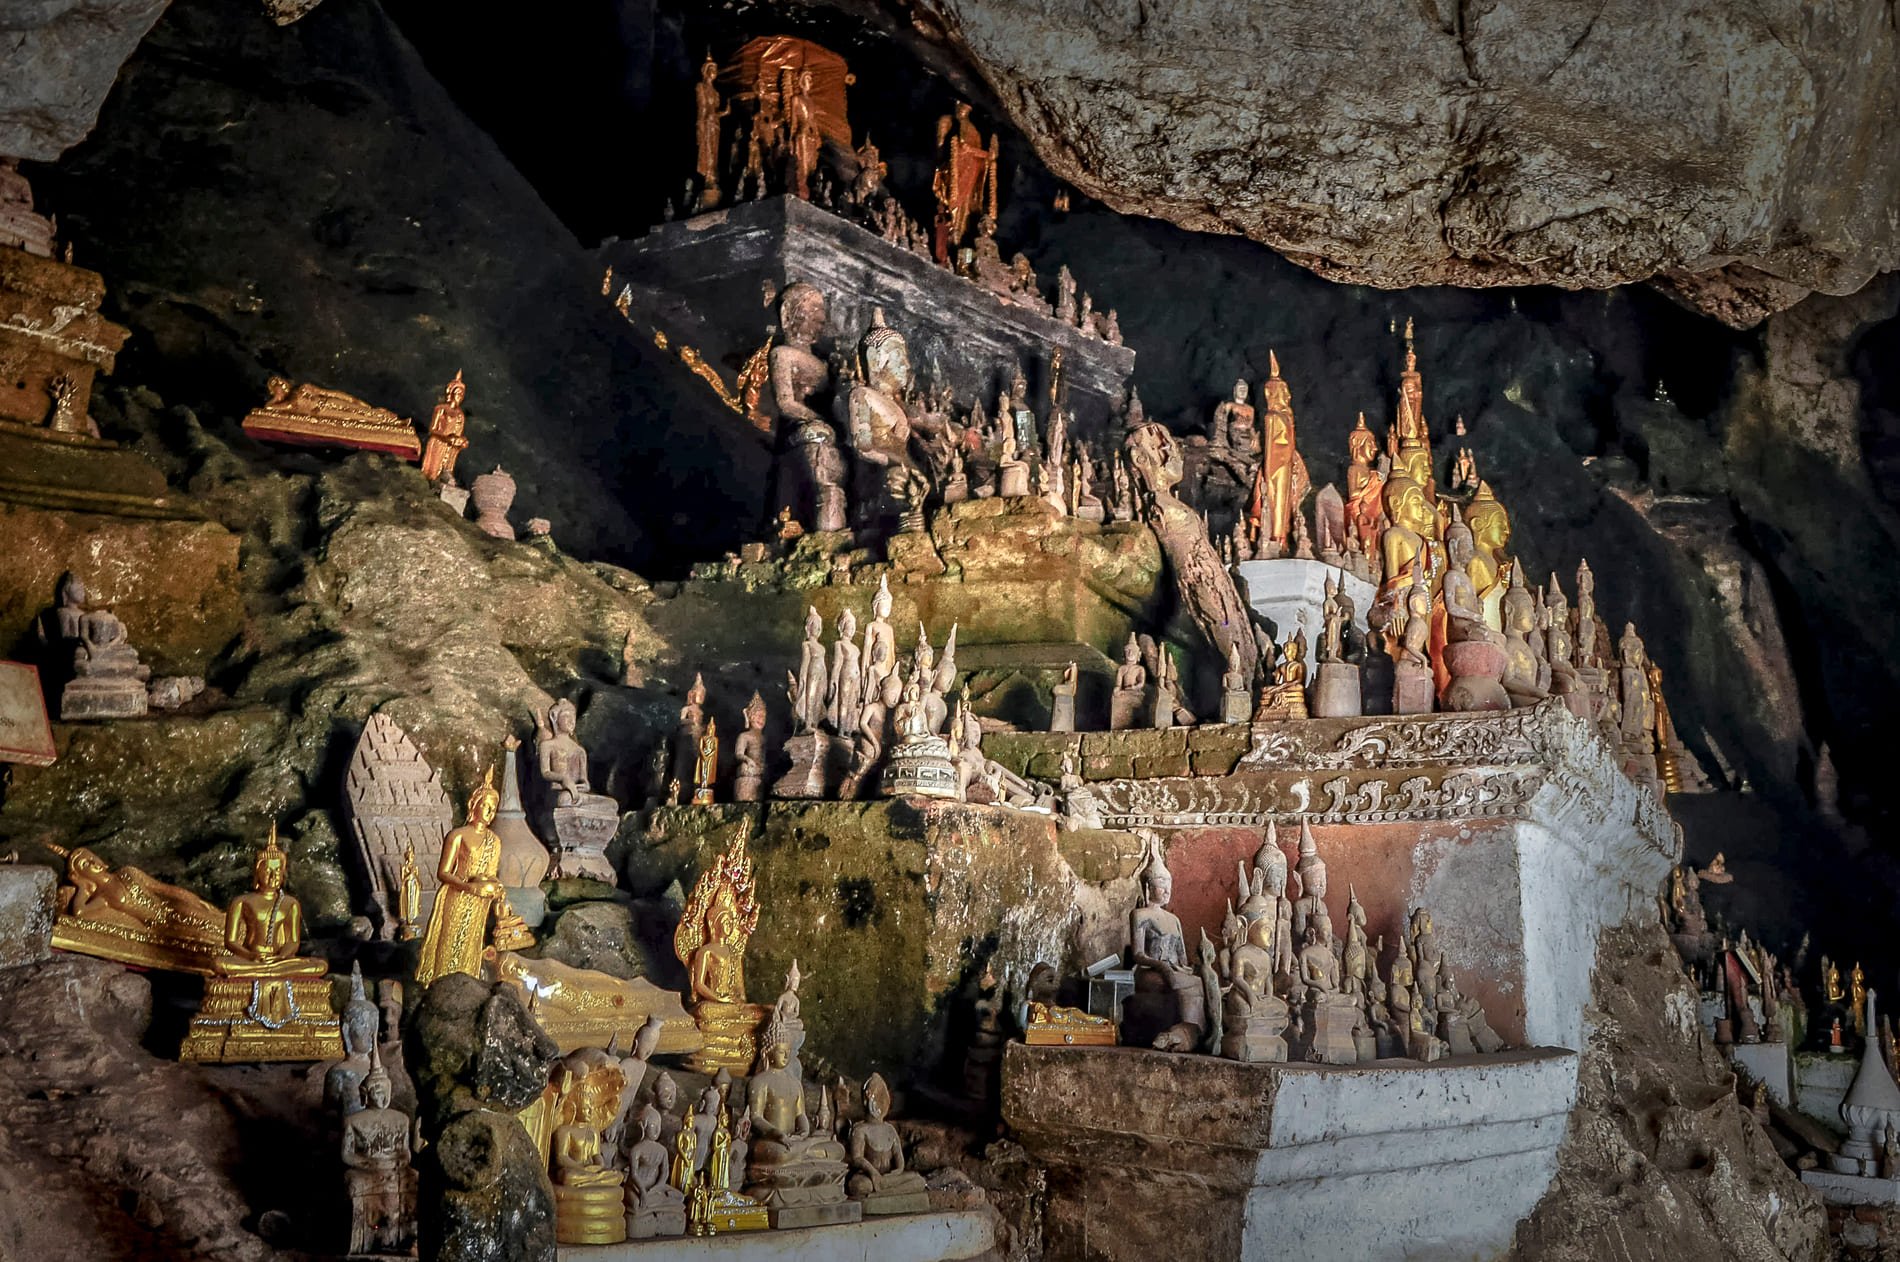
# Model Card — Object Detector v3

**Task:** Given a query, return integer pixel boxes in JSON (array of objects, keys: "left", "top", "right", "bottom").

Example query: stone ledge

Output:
[
  {"left": 555, "top": 1208, "right": 996, "bottom": 1261},
  {"left": 1803, "top": 1170, "right": 1900, "bottom": 1207}
]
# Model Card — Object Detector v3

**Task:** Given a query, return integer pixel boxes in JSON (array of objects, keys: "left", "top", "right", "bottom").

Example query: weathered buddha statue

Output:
[
  {"left": 790, "top": 606, "right": 830, "bottom": 734},
  {"left": 860, "top": 574, "right": 899, "bottom": 702},
  {"left": 827, "top": 608, "right": 863, "bottom": 737},
  {"left": 341, "top": 1047, "right": 415, "bottom": 1257},
  {"left": 1109, "top": 633, "right": 1148, "bottom": 731},
  {"left": 625, "top": 1104, "right": 687, "bottom": 1238},
  {"left": 181, "top": 827, "right": 342, "bottom": 1062},
  {"left": 50, "top": 843, "right": 224, "bottom": 973},
  {"left": 770, "top": 282, "right": 845, "bottom": 532},
  {"left": 1540, "top": 574, "right": 1588, "bottom": 717},
  {"left": 1499, "top": 566, "right": 1548, "bottom": 707},
  {"left": 674, "top": 825, "right": 768, "bottom": 1073},
  {"left": 1618, "top": 624, "right": 1657, "bottom": 745},
  {"left": 733, "top": 693, "right": 770, "bottom": 803},
  {"left": 847, "top": 310, "right": 926, "bottom": 529},
  {"left": 1126, "top": 836, "right": 1205, "bottom": 1046},
  {"left": 743, "top": 1019, "right": 850, "bottom": 1221},
  {"left": 1205, "top": 378, "right": 1259, "bottom": 493},
  {"left": 324, "top": 964, "right": 382, "bottom": 1117},
  {"left": 847, "top": 1073, "right": 930, "bottom": 1213},
  {"left": 535, "top": 698, "right": 619, "bottom": 881},
  {"left": 1440, "top": 513, "right": 1509, "bottom": 712},
  {"left": 1408, "top": 907, "right": 1445, "bottom": 1014},
  {"left": 415, "top": 772, "right": 505, "bottom": 987},
  {"left": 61, "top": 605, "right": 152, "bottom": 720},
  {"left": 534, "top": 698, "right": 595, "bottom": 803},
  {"left": 1290, "top": 819, "right": 1333, "bottom": 947}
]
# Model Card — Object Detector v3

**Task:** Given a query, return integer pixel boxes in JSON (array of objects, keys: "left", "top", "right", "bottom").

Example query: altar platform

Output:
[
  {"left": 1004, "top": 1044, "right": 1578, "bottom": 1262},
  {"left": 556, "top": 1208, "right": 996, "bottom": 1261}
]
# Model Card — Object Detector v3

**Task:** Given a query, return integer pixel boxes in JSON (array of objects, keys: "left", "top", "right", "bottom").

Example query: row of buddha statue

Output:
[
  {"left": 682, "top": 44, "right": 1112, "bottom": 339},
  {"left": 1124, "top": 824, "right": 1504, "bottom": 1064},
  {"left": 764, "top": 281, "right": 1135, "bottom": 543}
]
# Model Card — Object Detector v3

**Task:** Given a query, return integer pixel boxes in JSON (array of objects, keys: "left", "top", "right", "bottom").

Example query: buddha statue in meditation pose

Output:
[
  {"left": 743, "top": 1019, "right": 849, "bottom": 1220},
  {"left": 674, "top": 824, "right": 769, "bottom": 1073},
  {"left": 180, "top": 827, "right": 341, "bottom": 1062},
  {"left": 847, "top": 1073, "right": 930, "bottom": 1213},
  {"left": 1127, "top": 835, "right": 1205, "bottom": 1046},
  {"left": 624, "top": 1105, "right": 687, "bottom": 1238},
  {"left": 550, "top": 1052, "right": 628, "bottom": 1245}
]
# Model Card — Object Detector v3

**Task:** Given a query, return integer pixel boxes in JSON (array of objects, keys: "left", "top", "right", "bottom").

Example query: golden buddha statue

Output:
[
  {"left": 691, "top": 717, "right": 719, "bottom": 805},
  {"left": 241, "top": 375, "right": 421, "bottom": 459},
  {"left": 673, "top": 823, "right": 769, "bottom": 1073},
  {"left": 492, "top": 951, "right": 699, "bottom": 1055},
  {"left": 1343, "top": 412, "right": 1385, "bottom": 554},
  {"left": 1377, "top": 474, "right": 1440, "bottom": 607},
  {"left": 414, "top": 770, "right": 505, "bottom": 987},
  {"left": 180, "top": 826, "right": 343, "bottom": 1062},
  {"left": 49, "top": 844, "right": 224, "bottom": 974},
  {"left": 419, "top": 370, "right": 469, "bottom": 483},
  {"left": 549, "top": 1054, "right": 628, "bottom": 1245},
  {"left": 1464, "top": 480, "right": 1511, "bottom": 625},
  {"left": 396, "top": 844, "right": 422, "bottom": 942}
]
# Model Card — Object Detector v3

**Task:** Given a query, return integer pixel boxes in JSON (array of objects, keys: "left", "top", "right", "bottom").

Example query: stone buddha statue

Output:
[
  {"left": 181, "top": 827, "right": 342, "bottom": 1062},
  {"left": 1109, "top": 633, "right": 1148, "bottom": 731},
  {"left": 743, "top": 1020, "right": 850, "bottom": 1218},
  {"left": 1499, "top": 566, "right": 1548, "bottom": 707},
  {"left": 733, "top": 693, "right": 769, "bottom": 803},
  {"left": 847, "top": 1073, "right": 929, "bottom": 1213},
  {"left": 1126, "top": 836, "right": 1205, "bottom": 1045},
  {"left": 861, "top": 573, "right": 898, "bottom": 704},
  {"left": 50, "top": 843, "right": 225, "bottom": 974},
  {"left": 341, "top": 1047, "right": 414, "bottom": 1257},
  {"left": 674, "top": 826, "right": 768, "bottom": 1074},
  {"left": 536, "top": 698, "right": 595, "bottom": 803},
  {"left": 625, "top": 1104, "right": 687, "bottom": 1238},
  {"left": 770, "top": 282, "right": 846, "bottom": 532},
  {"left": 61, "top": 605, "right": 153, "bottom": 720},
  {"left": 1290, "top": 820, "right": 1333, "bottom": 949},
  {"left": 846, "top": 310, "right": 925, "bottom": 528},
  {"left": 535, "top": 699, "right": 619, "bottom": 882},
  {"left": 827, "top": 608, "right": 864, "bottom": 737},
  {"left": 0, "top": 157, "right": 55, "bottom": 256}
]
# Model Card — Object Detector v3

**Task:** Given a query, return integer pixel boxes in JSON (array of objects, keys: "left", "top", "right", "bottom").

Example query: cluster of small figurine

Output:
[
  {"left": 534, "top": 970, "right": 930, "bottom": 1244},
  {"left": 681, "top": 41, "right": 1113, "bottom": 335},
  {"left": 758, "top": 281, "right": 1138, "bottom": 540},
  {"left": 668, "top": 575, "right": 1054, "bottom": 810},
  {"left": 1125, "top": 825, "right": 1505, "bottom": 1063}
]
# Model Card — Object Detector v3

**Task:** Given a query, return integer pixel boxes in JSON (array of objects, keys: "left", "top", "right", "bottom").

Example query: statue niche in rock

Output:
[
  {"left": 410, "top": 973, "right": 560, "bottom": 1262},
  {"left": 535, "top": 699, "right": 619, "bottom": 885}
]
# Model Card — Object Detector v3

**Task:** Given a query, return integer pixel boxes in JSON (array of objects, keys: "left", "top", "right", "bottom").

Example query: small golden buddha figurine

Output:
[
  {"left": 414, "top": 770, "right": 505, "bottom": 987},
  {"left": 180, "top": 826, "right": 343, "bottom": 1062},
  {"left": 396, "top": 844, "right": 422, "bottom": 942},
  {"left": 419, "top": 370, "right": 469, "bottom": 484},
  {"left": 673, "top": 823, "right": 769, "bottom": 1073},
  {"left": 691, "top": 717, "right": 719, "bottom": 805},
  {"left": 49, "top": 844, "right": 225, "bottom": 974}
]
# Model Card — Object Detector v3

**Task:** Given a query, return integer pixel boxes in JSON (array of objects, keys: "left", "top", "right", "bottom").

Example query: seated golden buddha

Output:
[{"left": 180, "top": 827, "right": 341, "bottom": 1063}]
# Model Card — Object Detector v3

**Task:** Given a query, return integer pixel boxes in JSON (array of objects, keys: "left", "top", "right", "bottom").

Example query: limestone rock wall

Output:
[
  {"left": 868, "top": 0, "right": 1900, "bottom": 325},
  {"left": 1510, "top": 923, "right": 1827, "bottom": 1261}
]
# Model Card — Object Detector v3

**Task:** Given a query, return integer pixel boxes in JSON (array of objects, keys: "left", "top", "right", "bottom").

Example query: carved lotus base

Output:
[{"left": 555, "top": 1178, "right": 627, "bottom": 1245}]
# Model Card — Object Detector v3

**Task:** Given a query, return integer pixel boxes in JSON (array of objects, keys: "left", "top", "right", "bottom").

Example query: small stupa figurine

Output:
[
  {"left": 743, "top": 1019, "right": 856, "bottom": 1227},
  {"left": 420, "top": 370, "right": 469, "bottom": 483},
  {"left": 470, "top": 466, "right": 518, "bottom": 539},
  {"left": 241, "top": 375, "right": 422, "bottom": 458},
  {"left": 847, "top": 1073, "right": 931, "bottom": 1214},
  {"left": 1109, "top": 633, "right": 1147, "bottom": 731},
  {"left": 180, "top": 826, "right": 343, "bottom": 1062},
  {"left": 61, "top": 605, "right": 152, "bottom": 720},
  {"left": 535, "top": 698, "right": 620, "bottom": 884},
  {"left": 341, "top": 1045, "right": 415, "bottom": 1256},
  {"left": 49, "top": 843, "right": 225, "bottom": 974},
  {"left": 674, "top": 823, "right": 770, "bottom": 1073}
]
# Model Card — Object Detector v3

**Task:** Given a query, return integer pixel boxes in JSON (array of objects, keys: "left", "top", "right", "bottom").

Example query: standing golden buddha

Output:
[
  {"left": 673, "top": 823, "right": 769, "bottom": 1073},
  {"left": 414, "top": 769, "right": 505, "bottom": 987}
]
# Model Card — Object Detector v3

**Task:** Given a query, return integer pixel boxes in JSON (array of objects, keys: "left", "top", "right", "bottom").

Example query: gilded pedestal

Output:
[
  {"left": 554, "top": 1181, "right": 627, "bottom": 1245},
  {"left": 179, "top": 975, "right": 343, "bottom": 1062},
  {"left": 683, "top": 1000, "right": 767, "bottom": 1075}
]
